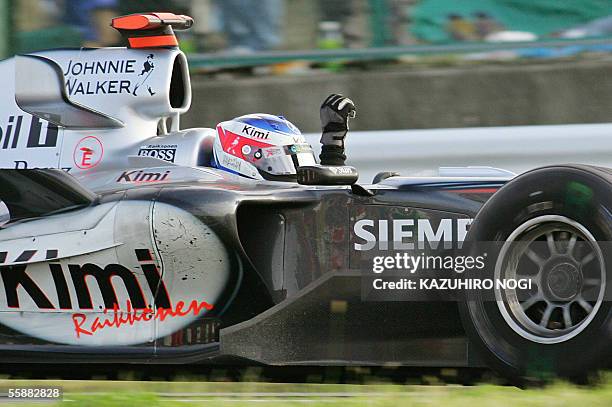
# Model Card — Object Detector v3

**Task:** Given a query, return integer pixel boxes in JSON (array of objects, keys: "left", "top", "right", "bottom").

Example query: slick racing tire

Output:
[{"left": 459, "top": 165, "right": 611, "bottom": 382}]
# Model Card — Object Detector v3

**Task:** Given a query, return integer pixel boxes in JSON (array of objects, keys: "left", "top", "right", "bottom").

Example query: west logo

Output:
[
  {"left": 117, "top": 170, "right": 171, "bottom": 183},
  {"left": 0, "top": 249, "right": 171, "bottom": 311},
  {"left": 0, "top": 115, "right": 59, "bottom": 150},
  {"left": 242, "top": 125, "right": 269, "bottom": 139}
]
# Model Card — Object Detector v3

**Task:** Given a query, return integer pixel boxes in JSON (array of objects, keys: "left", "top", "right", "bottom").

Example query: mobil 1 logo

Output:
[{"left": 0, "top": 115, "right": 58, "bottom": 150}]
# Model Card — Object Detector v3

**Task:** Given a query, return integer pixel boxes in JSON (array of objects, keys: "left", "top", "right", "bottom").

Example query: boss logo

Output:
[{"left": 137, "top": 145, "right": 177, "bottom": 163}]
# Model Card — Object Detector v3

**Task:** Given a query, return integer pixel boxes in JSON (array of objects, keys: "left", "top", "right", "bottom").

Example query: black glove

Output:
[{"left": 319, "top": 94, "right": 356, "bottom": 166}]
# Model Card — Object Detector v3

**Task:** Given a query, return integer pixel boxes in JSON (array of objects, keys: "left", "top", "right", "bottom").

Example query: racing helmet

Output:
[{"left": 212, "top": 114, "right": 316, "bottom": 180}]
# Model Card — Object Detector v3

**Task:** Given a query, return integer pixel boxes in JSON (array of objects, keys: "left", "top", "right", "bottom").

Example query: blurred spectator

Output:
[
  {"left": 388, "top": 0, "right": 418, "bottom": 45},
  {"left": 118, "top": 0, "right": 188, "bottom": 15},
  {"left": 318, "top": 0, "right": 354, "bottom": 24},
  {"left": 189, "top": 0, "right": 226, "bottom": 52},
  {"left": 17, "top": 0, "right": 60, "bottom": 32},
  {"left": 473, "top": 11, "right": 503, "bottom": 40},
  {"left": 446, "top": 14, "right": 477, "bottom": 41},
  {"left": 318, "top": 21, "right": 344, "bottom": 50},
  {"left": 317, "top": 0, "right": 363, "bottom": 48},
  {"left": 15, "top": 0, "right": 83, "bottom": 53},
  {"left": 214, "top": 0, "right": 284, "bottom": 52},
  {"left": 63, "top": 0, "right": 120, "bottom": 47}
]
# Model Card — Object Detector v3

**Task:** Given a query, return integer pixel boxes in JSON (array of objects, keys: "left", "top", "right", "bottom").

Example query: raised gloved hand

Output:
[{"left": 319, "top": 94, "right": 356, "bottom": 166}]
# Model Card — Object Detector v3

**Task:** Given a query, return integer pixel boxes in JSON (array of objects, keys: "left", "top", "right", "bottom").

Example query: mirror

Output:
[
  {"left": 15, "top": 55, "right": 124, "bottom": 129},
  {"left": 0, "top": 200, "right": 10, "bottom": 227}
]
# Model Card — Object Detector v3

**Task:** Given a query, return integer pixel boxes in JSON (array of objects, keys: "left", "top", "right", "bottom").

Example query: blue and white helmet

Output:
[{"left": 212, "top": 114, "right": 316, "bottom": 180}]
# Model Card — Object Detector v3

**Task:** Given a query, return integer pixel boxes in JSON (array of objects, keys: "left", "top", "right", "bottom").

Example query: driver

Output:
[{"left": 211, "top": 94, "right": 356, "bottom": 180}]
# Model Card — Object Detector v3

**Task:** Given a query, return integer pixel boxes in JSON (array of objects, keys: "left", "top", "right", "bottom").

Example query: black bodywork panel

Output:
[{"left": 0, "top": 170, "right": 507, "bottom": 366}]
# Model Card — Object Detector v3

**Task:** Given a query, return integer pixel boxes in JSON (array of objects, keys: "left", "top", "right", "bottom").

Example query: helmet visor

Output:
[{"left": 245, "top": 144, "right": 316, "bottom": 177}]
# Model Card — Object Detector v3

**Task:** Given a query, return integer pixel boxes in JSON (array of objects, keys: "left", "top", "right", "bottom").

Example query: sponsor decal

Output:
[
  {"left": 328, "top": 166, "right": 354, "bottom": 175},
  {"left": 0, "top": 249, "right": 213, "bottom": 340},
  {"left": 137, "top": 144, "right": 177, "bottom": 163},
  {"left": 13, "top": 161, "right": 72, "bottom": 171},
  {"left": 133, "top": 54, "right": 156, "bottom": 96},
  {"left": 0, "top": 115, "right": 59, "bottom": 150},
  {"left": 66, "top": 78, "right": 132, "bottom": 96},
  {"left": 73, "top": 136, "right": 103, "bottom": 169},
  {"left": 241, "top": 125, "right": 270, "bottom": 140},
  {"left": 221, "top": 154, "right": 242, "bottom": 171},
  {"left": 63, "top": 54, "right": 155, "bottom": 97},
  {"left": 264, "top": 147, "right": 282, "bottom": 158},
  {"left": 0, "top": 249, "right": 170, "bottom": 311},
  {"left": 0, "top": 249, "right": 58, "bottom": 264},
  {"left": 63, "top": 59, "right": 136, "bottom": 76},
  {"left": 353, "top": 218, "right": 473, "bottom": 251},
  {"left": 71, "top": 299, "right": 214, "bottom": 338},
  {"left": 117, "top": 170, "right": 171, "bottom": 183}
]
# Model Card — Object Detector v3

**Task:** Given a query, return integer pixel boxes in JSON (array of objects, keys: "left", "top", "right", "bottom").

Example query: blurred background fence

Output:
[
  {"left": 5, "top": 0, "right": 612, "bottom": 59},
  {"left": 3, "top": 1, "right": 612, "bottom": 142}
]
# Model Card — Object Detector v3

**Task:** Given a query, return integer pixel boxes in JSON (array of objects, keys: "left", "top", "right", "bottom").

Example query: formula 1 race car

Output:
[{"left": 0, "top": 13, "right": 609, "bottom": 382}]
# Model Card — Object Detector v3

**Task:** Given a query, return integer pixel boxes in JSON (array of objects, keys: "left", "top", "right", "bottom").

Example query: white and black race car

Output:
[{"left": 0, "top": 13, "right": 608, "bottom": 381}]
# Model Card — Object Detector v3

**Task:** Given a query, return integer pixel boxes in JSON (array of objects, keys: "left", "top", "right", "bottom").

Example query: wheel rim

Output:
[{"left": 495, "top": 215, "right": 606, "bottom": 344}]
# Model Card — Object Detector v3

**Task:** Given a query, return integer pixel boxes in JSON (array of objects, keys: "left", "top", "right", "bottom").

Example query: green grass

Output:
[{"left": 0, "top": 373, "right": 609, "bottom": 406}]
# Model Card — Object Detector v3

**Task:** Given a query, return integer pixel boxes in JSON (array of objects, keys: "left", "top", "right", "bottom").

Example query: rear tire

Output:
[{"left": 459, "top": 165, "right": 611, "bottom": 382}]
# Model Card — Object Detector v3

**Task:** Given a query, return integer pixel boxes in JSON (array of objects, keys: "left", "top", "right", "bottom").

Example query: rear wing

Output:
[{"left": 112, "top": 12, "right": 194, "bottom": 49}]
